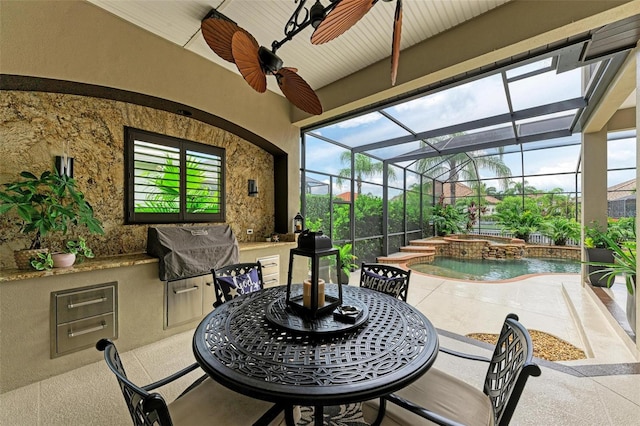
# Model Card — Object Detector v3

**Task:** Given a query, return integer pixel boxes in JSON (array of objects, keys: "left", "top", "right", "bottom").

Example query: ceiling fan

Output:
[
  {"left": 201, "top": 12, "right": 323, "bottom": 116},
  {"left": 311, "top": 0, "right": 403, "bottom": 86}
]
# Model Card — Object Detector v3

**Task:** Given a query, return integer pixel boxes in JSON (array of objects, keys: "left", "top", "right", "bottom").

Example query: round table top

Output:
[{"left": 192, "top": 284, "right": 439, "bottom": 406}]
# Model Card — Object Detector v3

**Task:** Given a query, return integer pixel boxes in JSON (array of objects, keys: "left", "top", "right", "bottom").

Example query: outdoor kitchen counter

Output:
[
  {"left": 0, "top": 242, "right": 297, "bottom": 283},
  {"left": 0, "top": 241, "right": 297, "bottom": 394},
  {"left": 0, "top": 253, "right": 158, "bottom": 283}
]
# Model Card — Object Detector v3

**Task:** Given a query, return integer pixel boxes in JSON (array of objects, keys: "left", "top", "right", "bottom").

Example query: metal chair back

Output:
[
  {"left": 486, "top": 313, "right": 542, "bottom": 426},
  {"left": 359, "top": 262, "right": 411, "bottom": 302},
  {"left": 96, "top": 339, "right": 173, "bottom": 426},
  {"left": 212, "top": 262, "right": 265, "bottom": 307}
]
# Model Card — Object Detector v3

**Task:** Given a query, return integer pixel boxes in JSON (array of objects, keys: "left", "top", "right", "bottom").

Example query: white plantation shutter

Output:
[{"left": 125, "top": 128, "right": 225, "bottom": 223}]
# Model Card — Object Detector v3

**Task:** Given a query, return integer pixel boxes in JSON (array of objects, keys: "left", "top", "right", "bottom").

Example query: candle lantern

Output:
[
  {"left": 293, "top": 212, "right": 304, "bottom": 233},
  {"left": 286, "top": 230, "right": 343, "bottom": 318}
]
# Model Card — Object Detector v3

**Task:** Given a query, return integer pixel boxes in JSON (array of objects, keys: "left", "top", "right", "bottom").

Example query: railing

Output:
[{"left": 469, "top": 229, "right": 579, "bottom": 246}]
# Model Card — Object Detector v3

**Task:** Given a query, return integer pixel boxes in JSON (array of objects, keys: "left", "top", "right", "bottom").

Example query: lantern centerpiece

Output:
[{"left": 286, "top": 230, "right": 343, "bottom": 318}]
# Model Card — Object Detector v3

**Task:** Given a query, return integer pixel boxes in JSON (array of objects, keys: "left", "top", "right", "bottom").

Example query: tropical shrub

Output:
[
  {"left": 494, "top": 196, "right": 543, "bottom": 242},
  {"left": 584, "top": 218, "right": 635, "bottom": 249},
  {"left": 583, "top": 221, "right": 609, "bottom": 249},
  {"left": 430, "top": 203, "right": 466, "bottom": 236},
  {"left": 541, "top": 217, "right": 580, "bottom": 246}
]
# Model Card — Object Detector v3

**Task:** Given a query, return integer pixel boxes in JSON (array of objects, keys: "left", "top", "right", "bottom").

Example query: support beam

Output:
[{"left": 581, "top": 129, "right": 609, "bottom": 284}]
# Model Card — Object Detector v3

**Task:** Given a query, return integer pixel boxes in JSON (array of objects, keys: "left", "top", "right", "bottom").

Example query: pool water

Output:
[{"left": 411, "top": 257, "right": 580, "bottom": 281}]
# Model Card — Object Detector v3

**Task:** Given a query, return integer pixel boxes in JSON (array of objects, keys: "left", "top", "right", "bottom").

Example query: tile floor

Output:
[{"left": 1, "top": 270, "right": 639, "bottom": 425}]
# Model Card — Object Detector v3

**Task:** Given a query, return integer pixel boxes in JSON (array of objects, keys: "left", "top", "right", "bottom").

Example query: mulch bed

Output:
[{"left": 466, "top": 330, "right": 586, "bottom": 361}]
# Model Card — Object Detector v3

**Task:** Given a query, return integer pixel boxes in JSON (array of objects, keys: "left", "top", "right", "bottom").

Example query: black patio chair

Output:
[
  {"left": 96, "top": 339, "right": 277, "bottom": 425},
  {"left": 363, "top": 313, "right": 541, "bottom": 426},
  {"left": 212, "top": 262, "right": 265, "bottom": 307},
  {"left": 359, "top": 262, "right": 411, "bottom": 302}
]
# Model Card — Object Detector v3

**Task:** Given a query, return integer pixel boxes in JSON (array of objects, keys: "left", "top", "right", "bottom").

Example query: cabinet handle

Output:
[
  {"left": 68, "top": 297, "right": 107, "bottom": 309},
  {"left": 68, "top": 322, "right": 107, "bottom": 338},
  {"left": 264, "top": 278, "right": 278, "bottom": 284},
  {"left": 262, "top": 263, "right": 278, "bottom": 268},
  {"left": 174, "top": 286, "right": 199, "bottom": 294}
]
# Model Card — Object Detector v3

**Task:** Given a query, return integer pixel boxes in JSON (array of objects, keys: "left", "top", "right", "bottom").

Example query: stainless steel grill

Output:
[{"left": 146, "top": 225, "right": 239, "bottom": 328}]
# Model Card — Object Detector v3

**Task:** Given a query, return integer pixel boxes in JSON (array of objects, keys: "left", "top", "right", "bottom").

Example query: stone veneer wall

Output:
[
  {"left": 526, "top": 245, "right": 581, "bottom": 260},
  {"left": 0, "top": 91, "right": 275, "bottom": 269},
  {"left": 482, "top": 244, "right": 526, "bottom": 259}
]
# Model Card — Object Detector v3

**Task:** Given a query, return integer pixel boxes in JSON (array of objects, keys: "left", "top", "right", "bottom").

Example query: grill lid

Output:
[{"left": 146, "top": 225, "right": 239, "bottom": 281}]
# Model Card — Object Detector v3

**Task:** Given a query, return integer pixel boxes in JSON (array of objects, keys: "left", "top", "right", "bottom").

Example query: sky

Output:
[{"left": 303, "top": 57, "right": 637, "bottom": 197}]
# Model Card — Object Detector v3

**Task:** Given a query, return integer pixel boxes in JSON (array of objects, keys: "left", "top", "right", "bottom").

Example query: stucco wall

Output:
[{"left": 0, "top": 91, "right": 275, "bottom": 269}]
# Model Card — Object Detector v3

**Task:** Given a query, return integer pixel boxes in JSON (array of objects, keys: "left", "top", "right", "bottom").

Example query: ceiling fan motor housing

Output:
[{"left": 258, "top": 47, "right": 283, "bottom": 73}]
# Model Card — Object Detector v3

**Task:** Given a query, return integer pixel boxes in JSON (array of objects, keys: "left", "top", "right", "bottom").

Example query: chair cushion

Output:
[
  {"left": 217, "top": 269, "right": 261, "bottom": 301},
  {"left": 363, "top": 368, "right": 494, "bottom": 426},
  {"left": 360, "top": 269, "right": 405, "bottom": 299},
  {"left": 168, "top": 376, "right": 275, "bottom": 425}
]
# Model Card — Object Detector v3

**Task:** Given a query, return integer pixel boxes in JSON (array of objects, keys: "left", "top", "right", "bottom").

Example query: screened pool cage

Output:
[{"left": 300, "top": 36, "right": 637, "bottom": 264}]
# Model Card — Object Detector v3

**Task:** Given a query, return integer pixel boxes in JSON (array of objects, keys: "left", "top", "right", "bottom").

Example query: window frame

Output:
[{"left": 124, "top": 127, "right": 226, "bottom": 224}]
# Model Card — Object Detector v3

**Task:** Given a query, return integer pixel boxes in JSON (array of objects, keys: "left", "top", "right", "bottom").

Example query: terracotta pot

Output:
[
  {"left": 52, "top": 253, "right": 76, "bottom": 268},
  {"left": 13, "top": 248, "right": 48, "bottom": 270}
]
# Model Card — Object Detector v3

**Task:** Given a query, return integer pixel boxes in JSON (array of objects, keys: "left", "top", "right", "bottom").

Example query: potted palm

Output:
[
  {"left": 586, "top": 229, "right": 636, "bottom": 334},
  {"left": 0, "top": 170, "right": 104, "bottom": 269},
  {"left": 583, "top": 221, "right": 615, "bottom": 287}
]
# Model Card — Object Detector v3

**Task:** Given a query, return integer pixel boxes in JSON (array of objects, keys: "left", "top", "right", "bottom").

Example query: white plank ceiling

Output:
[{"left": 87, "top": 0, "right": 512, "bottom": 95}]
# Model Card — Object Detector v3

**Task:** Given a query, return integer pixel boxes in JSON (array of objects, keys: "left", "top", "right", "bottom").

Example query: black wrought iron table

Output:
[{"left": 192, "top": 284, "right": 439, "bottom": 426}]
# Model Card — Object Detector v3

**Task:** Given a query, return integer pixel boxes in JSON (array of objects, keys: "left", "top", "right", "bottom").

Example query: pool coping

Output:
[{"left": 399, "top": 258, "right": 581, "bottom": 283}]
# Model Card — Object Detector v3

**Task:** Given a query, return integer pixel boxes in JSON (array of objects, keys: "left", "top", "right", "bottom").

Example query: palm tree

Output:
[
  {"left": 337, "top": 152, "right": 396, "bottom": 194},
  {"left": 415, "top": 137, "right": 512, "bottom": 204},
  {"left": 503, "top": 180, "right": 539, "bottom": 196}
]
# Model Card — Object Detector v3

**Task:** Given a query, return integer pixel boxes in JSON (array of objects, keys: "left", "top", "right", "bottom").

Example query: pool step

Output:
[
  {"left": 377, "top": 252, "right": 434, "bottom": 266},
  {"left": 400, "top": 246, "right": 436, "bottom": 253},
  {"left": 407, "top": 238, "right": 447, "bottom": 247},
  {"left": 378, "top": 244, "right": 436, "bottom": 266}
]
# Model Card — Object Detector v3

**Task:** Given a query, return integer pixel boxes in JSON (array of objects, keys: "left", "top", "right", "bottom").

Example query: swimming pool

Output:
[{"left": 411, "top": 257, "right": 581, "bottom": 281}]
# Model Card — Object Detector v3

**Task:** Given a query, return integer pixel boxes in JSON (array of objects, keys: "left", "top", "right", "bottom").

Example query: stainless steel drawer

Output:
[
  {"left": 262, "top": 272, "right": 279, "bottom": 287},
  {"left": 258, "top": 255, "right": 279, "bottom": 276},
  {"left": 165, "top": 278, "right": 203, "bottom": 328},
  {"left": 56, "top": 284, "right": 115, "bottom": 324},
  {"left": 56, "top": 313, "right": 115, "bottom": 355}
]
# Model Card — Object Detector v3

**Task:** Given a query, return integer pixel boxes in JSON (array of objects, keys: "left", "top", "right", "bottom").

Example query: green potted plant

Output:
[
  {"left": 583, "top": 221, "right": 615, "bottom": 287},
  {"left": 336, "top": 243, "right": 358, "bottom": 284},
  {"left": 0, "top": 170, "right": 104, "bottom": 269},
  {"left": 585, "top": 229, "right": 636, "bottom": 334},
  {"left": 49, "top": 236, "right": 98, "bottom": 268}
]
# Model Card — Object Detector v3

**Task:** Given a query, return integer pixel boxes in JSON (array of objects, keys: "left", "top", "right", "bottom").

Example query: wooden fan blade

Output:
[
  {"left": 275, "top": 68, "right": 323, "bottom": 115},
  {"left": 311, "top": 0, "right": 377, "bottom": 45},
  {"left": 390, "top": 0, "right": 402, "bottom": 86},
  {"left": 232, "top": 31, "right": 267, "bottom": 93},
  {"left": 201, "top": 18, "right": 241, "bottom": 63}
]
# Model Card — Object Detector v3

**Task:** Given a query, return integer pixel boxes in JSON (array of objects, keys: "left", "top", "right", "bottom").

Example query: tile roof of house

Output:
[{"left": 607, "top": 178, "right": 636, "bottom": 201}]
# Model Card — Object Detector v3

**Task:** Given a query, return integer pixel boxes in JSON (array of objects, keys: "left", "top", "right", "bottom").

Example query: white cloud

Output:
[{"left": 335, "top": 112, "right": 382, "bottom": 129}]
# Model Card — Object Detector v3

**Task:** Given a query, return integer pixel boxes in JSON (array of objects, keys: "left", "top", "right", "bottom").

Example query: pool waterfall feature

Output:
[{"left": 378, "top": 235, "right": 581, "bottom": 278}]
